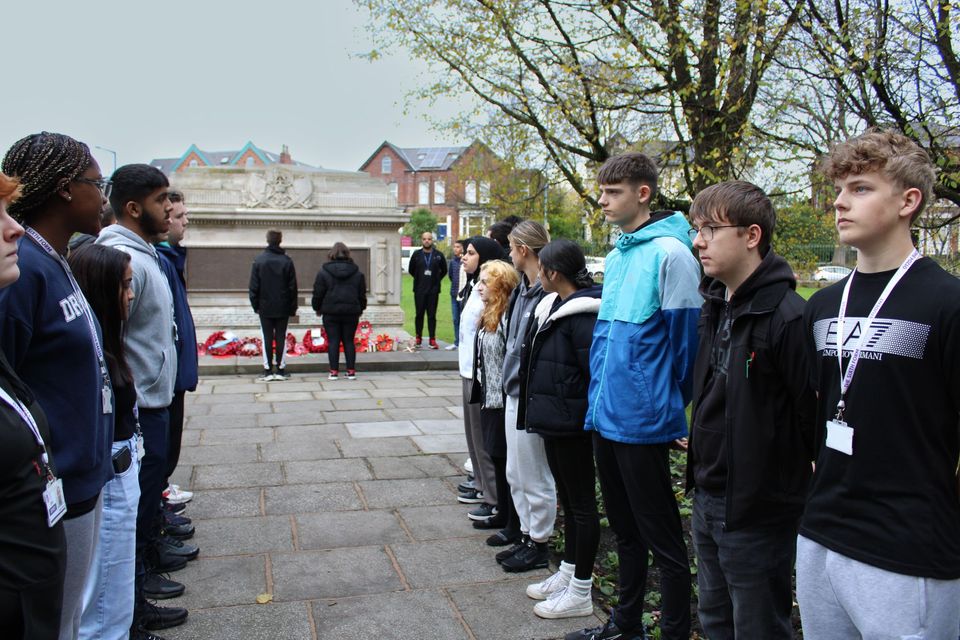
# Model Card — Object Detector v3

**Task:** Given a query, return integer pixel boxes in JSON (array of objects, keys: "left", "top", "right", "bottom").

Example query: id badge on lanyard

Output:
[{"left": 828, "top": 250, "right": 920, "bottom": 456}]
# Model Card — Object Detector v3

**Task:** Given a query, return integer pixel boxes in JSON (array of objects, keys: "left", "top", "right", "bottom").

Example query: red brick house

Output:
[{"left": 359, "top": 140, "right": 506, "bottom": 240}]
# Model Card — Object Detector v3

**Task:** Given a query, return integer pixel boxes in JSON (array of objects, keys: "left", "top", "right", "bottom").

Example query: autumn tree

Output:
[{"left": 356, "top": 0, "right": 805, "bottom": 208}]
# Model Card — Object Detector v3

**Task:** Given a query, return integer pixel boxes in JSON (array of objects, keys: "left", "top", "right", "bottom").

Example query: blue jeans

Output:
[
  {"left": 692, "top": 491, "right": 796, "bottom": 640},
  {"left": 79, "top": 436, "right": 140, "bottom": 640},
  {"left": 451, "top": 296, "right": 460, "bottom": 345}
]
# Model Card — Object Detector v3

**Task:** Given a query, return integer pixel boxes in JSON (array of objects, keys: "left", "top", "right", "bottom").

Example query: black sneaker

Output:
[
  {"left": 501, "top": 538, "right": 549, "bottom": 572},
  {"left": 457, "top": 488, "right": 484, "bottom": 504},
  {"left": 156, "top": 534, "right": 199, "bottom": 561},
  {"left": 163, "top": 499, "right": 186, "bottom": 516},
  {"left": 131, "top": 626, "right": 167, "bottom": 640},
  {"left": 141, "top": 601, "right": 188, "bottom": 630},
  {"left": 472, "top": 515, "right": 505, "bottom": 530},
  {"left": 467, "top": 503, "right": 497, "bottom": 521},
  {"left": 457, "top": 476, "right": 475, "bottom": 493},
  {"left": 564, "top": 620, "right": 646, "bottom": 640},
  {"left": 143, "top": 572, "right": 185, "bottom": 600},
  {"left": 495, "top": 535, "right": 528, "bottom": 563},
  {"left": 486, "top": 529, "right": 521, "bottom": 547}
]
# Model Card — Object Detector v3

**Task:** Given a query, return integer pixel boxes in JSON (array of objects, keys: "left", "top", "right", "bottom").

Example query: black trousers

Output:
[
  {"left": 323, "top": 313, "right": 359, "bottom": 371},
  {"left": 413, "top": 291, "right": 439, "bottom": 339},
  {"left": 259, "top": 315, "right": 289, "bottom": 370},
  {"left": 0, "top": 577, "right": 64, "bottom": 640},
  {"left": 481, "top": 408, "right": 520, "bottom": 533},
  {"left": 165, "top": 390, "right": 185, "bottom": 481},
  {"left": 593, "top": 433, "right": 691, "bottom": 639},
  {"left": 544, "top": 435, "right": 601, "bottom": 580}
]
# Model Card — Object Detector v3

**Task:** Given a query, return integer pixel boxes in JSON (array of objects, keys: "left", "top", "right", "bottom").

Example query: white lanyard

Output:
[
  {"left": 835, "top": 250, "right": 920, "bottom": 418},
  {"left": 0, "top": 384, "right": 52, "bottom": 474},
  {"left": 24, "top": 227, "right": 109, "bottom": 379}
]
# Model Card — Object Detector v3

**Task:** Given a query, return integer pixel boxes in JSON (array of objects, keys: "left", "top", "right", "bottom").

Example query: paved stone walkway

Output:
[{"left": 164, "top": 372, "right": 605, "bottom": 640}]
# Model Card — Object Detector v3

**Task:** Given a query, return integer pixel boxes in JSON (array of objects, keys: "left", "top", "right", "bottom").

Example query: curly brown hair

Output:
[
  {"left": 822, "top": 129, "right": 936, "bottom": 222},
  {"left": 478, "top": 260, "right": 519, "bottom": 333}
]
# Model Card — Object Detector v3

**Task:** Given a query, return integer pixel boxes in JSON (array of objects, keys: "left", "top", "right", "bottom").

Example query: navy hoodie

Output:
[{"left": 156, "top": 243, "right": 198, "bottom": 393}]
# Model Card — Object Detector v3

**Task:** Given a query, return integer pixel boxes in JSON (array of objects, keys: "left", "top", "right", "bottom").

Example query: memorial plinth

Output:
[{"left": 171, "top": 165, "right": 409, "bottom": 338}]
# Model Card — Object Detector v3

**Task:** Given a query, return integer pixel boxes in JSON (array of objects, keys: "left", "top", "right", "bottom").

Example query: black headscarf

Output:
[{"left": 459, "top": 236, "right": 506, "bottom": 302}]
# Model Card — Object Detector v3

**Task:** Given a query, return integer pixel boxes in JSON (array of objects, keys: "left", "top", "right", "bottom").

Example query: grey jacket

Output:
[
  {"left": 97, "top": 225, "right": 178, "bottom": 409},
  {"left": 502, "top": 277, "right": 544, "bottom": 397}
]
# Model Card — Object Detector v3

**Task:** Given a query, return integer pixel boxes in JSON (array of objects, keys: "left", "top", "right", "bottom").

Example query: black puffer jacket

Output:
[
  {"left": 517, "top": 286, "right": 601, "bottom": 437},
  {"left": 249, "top": 246, "right": 298, "bottom": 317},
  {"left": 311, "top": 260, "right": 367, "bottom": 316}
]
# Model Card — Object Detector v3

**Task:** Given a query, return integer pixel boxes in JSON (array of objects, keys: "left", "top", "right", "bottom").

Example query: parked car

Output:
[
  {"left": 400, "top": 246, "right": 414, "bottom": 272},
  {"left": 813, "top": 265, "right": 852, "bottom": 282},
  {"left": 585, "top": 256, "right": 606, "bottom": 280}
]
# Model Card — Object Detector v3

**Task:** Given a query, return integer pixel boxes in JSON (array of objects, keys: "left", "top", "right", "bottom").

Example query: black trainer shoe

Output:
[
  {"left": 495, "top": 535, "right": 529, "bottom": 563},
  {"left": 501, "top": 538, "right": 549, "bottom": 572},
  {"left": 141, "top": 602, "right": 188, "bottom": 630},
  {"left": 457, "top": 476, "right": 476, "bottom": 493},
  {"left": 163, "top": 499, "right": 186, "bottom": 516},
  {"left": 457, "top": 488, "right": 484, "bottom": 504},
  {"left": 131, "top": 625, "right": 167, "bottom": 640},
  {"left": 163, "top": 508, "right": 191, "bottom": 527},
  {"left": 143, "top": 572, "right": 185, "bottom": 600},
  {"left": 486, "top": 529, "right": 522, "bottom": 547},
  {"left": 472, "top": 515, "right": 505, "bottom": 530},
  {"left": 467, "top": 503, "right": 497, "bottom": 521},
  {"left": 164, "top": 522, "right": 195, "bottom": 541},
  {"left": 156, "top": 534, "right": 199, "bottom": 561},
  {"left": 564, "top": 620, "right": 646, "bottom": 640}
]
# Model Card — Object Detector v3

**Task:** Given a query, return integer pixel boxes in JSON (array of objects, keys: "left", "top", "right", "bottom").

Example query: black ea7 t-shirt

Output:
[{"left": 802, "top": 258, "right": 960, "bottom": 579}]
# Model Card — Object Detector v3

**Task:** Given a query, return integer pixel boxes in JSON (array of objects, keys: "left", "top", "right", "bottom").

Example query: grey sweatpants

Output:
[
  {"left": 461, "top": 376, "right": 496, "bottom": 505},
  {"left": 59, "top": 492, "right": 104, "bottom": 640},
  {"left": 796, "top": 534, "right": 960, "bottom": 639},
  {"left": 504, "top": 394, "right": 556, "bottom": 542}
]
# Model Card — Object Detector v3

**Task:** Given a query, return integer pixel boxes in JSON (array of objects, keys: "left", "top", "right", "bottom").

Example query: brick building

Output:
[
  {"left": 359, "top": 140, "right": 506, "bottom": 240},
  {"left": 151, "top": 141, "right": 312, "bottom": 174}
]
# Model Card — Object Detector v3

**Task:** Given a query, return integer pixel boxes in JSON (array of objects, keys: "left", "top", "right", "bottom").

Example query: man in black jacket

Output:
[
  {"left": 686, "top": 181, "right": 815, "bottom": 639},
  {"left": 407, "top": 231, "right": 447, "bottom": 348},
  {"left": 249, "top": 229, "right": 298, "bottom": 381}
]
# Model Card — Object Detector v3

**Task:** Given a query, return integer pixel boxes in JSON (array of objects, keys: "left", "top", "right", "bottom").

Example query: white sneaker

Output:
[
  {"left": 463, "top": 457, "right": 473, "bottom": 474},
  {"left": 444, "top": 344, "right": 457, "bottom": 350},
  {"left": 256, "top": 371, "right": 273, "bottom": 382},
  {"left": 533, "top": 586, "right": 593, "bottom": 619},
  {"left": 164, "top": 484, "right": 193, "bottom": 505},
  {"left": 526, "top": 569, "right": 571, "bottom": 600}
]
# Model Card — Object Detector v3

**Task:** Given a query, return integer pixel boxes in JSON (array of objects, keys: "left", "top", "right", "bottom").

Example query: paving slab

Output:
[
  {"left": 168, "top": 554, "right": 268, "bottom": 610},
  {"left": 386, "top": 406, "right": 464, "bottom": 420},
  {"left": 193, "top": 462, "right": 284, "bottom": 490},
  {"left": 186, "top": 488, "right": 263, "bottom": 520},
  {"left": 256, "top": 411, "right": 326, "bottom": 427},
  {"left": 189, "top": 414, "right": 259, "bottom": 429},
  {"left": 412, "top": 419, "right": 464, "bottom": 434},
  {"left": 163, "top": 602, "right": 314, "bottom": 640},
  {"left": 411, "top": 433, "right": 471, "bottom": 453},
  {"left": 254, "top": 391, "right": 315, "bottom": 402},
  {"left": 294, "top": 510, "right": 411, "bottom": 549},
  {"left": 273, "top": 423, "right": 348, "bottom": 441},
  {"left": 366, "top": 454, "right": 461, "bottom": 480},
  {"left": 312, "top": 590, "right": 470, "bottom": 639},
  {"left": 258, "top": 439, "right": 341, "bottom": 462},
  {"left": 390, "top": 538, "right": 539, "bottom": 589},
  {"left": 336, "top": 436, "right": 420, "bottom": 458},
  {"left": 332, "top": 397, "right": 394, "bottom": 411},
  {"left": 397, "top": 505, "right": 490, "bottom": 542},
  {"left": 282, "top": 458, "right": 372, "bottom": 484},
  {"left": 358, "top": 477, "right": 457, "bottom": 509},
  {"left": 192, "top": 515, "right": 294, "bottom": 555},
  {"left": 345, "top": 420, "right": 419, "bottom": 438},
  {"left": 200, "top": 427, "right": 275, "bottom": 445},
  {"left": 178, "top": 443, "right": 260, "bottom": 465},
  {"left": 270, "top": 547, "right": 404, "bottom": 600},
  {"left": 264, "top": 483, "right": 363, "bottom": 515}
]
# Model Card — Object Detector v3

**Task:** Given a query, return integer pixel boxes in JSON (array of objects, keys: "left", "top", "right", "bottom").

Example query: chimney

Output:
[{"left": 279, "top": 144, "right": 293, "bottom": 165}]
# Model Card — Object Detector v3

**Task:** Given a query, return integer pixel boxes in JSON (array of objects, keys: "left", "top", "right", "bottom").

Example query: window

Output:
[
  {"left": 381, "top": 156, "right": 392, "bottom": 174},
  {"left": 245, "top": 156, "right": 255, "bottom": 167},
  {"left": 434, "top": 180, "right": 445, "bottom": 204},
  {"left": 418, "top": 181, "right": 429, "bottom": 205},
  {"left": 389, "top": 182, "right": 398, "bottom": 200},
  {"left": 480, "top": 181, "right": 491, "bottom": 204},
  {"left": 465, "top": 180, "right": 477, "bottom": 204},
  {"left": 189, "top": 159, "right": 198, "bottom": 167}
]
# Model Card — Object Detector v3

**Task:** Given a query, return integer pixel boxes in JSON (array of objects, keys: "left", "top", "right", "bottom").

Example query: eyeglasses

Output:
[
  {"left": 74, "top": 177, "right": 113, "bottom": 198},
  {"left": 687, "top": 224, "right": 745, "bottom": 241}
]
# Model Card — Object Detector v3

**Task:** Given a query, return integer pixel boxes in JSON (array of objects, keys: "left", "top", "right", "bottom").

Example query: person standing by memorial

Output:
[
  {"left": 408, "top": 231, "right": 446, "bottom": 349},
  {"left": 312, "top": 242, "right": 367, "bottom": 380},
  {"left": 249, "top": 229, "right": 298, "bottom": 381}
]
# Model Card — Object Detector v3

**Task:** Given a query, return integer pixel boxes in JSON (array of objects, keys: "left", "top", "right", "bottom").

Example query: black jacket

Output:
[
  {"left": 249, "top": 246, "right": 298, "bottom": 318},
  {"left": 311, "top": 260, "right": 367, "bottom": 316},
  {"left": 685, "top": 251, "right": 816, "bottom": 531},
  {"left": 517, "top": 287, "right": 601, "bottom": 437},
  {"left": 408, "top": 248, "right": 447, "bottom": 295}
]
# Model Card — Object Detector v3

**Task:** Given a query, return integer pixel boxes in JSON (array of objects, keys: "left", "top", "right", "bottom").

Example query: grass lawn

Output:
[
  {"left": 798, "top": 286, "right": 817, "bottom": 300},
  {"left": 399, "top": 273, "right": 456, "bottom": 343}
]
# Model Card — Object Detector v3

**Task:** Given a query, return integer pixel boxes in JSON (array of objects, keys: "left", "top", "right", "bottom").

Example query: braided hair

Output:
[{"left": 1, "top": 132, "right": 93, "bottom": 222}]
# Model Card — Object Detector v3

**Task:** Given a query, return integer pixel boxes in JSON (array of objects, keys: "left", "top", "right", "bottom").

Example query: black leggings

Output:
[
  {"left": 323, "top": 313, "right": 360, "bottom": 371},
  {"left": 481, "top": 408, "right": 520, "bottom": 533},
  {"left": 413, "top": 291, "right": 439, "bottom": 339},
  {"left": 543, "top": 435, "right": 601, "bottom": 580},
  {"left": 165, "top": 390, "right": 185, "bottom": 481}
]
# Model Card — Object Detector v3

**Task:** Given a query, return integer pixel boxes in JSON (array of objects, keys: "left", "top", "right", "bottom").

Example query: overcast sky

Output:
[{"left": 0, "top": 0, "right": 472, "bottom": 175}]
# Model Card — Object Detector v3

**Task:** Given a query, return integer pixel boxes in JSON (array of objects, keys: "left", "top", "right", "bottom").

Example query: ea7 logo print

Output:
[
  {"left": 59, "top": 294, "right": 86, "bottom": 323},
  {"left": 813, "top": 316, "right": 930, "bottom": 361}
]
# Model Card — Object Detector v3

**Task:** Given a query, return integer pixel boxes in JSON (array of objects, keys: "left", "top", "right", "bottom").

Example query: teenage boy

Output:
[
  {"left": 446, "top": 239, "right": 464, "bottom": 350},
  {"left": 408, "top": 231, "right": 447, "bottom": 348},
  {"left": 797, "top": 130, "right": 960, "bottom": 637},
  {"left": 249, "top": 229, "right": 298, "bottom": 381},
  {"left": 686, "top": 181, "right": 816, "bottom": 639},
  {"left": 98, "top": 164, "right": 194, "bottom": 633},
  {"left": 566, "top": 152, "right": 701, "bottom": 640}
]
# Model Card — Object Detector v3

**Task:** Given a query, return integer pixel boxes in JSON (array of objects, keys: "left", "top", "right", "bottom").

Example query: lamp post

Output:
[{"left": 95, "top": 146, "right": 117, "bottom": 174}]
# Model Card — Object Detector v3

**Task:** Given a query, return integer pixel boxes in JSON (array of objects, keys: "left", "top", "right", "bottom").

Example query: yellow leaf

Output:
[{"left": 256, "top": 593, "right": 273, "bottom": 604}]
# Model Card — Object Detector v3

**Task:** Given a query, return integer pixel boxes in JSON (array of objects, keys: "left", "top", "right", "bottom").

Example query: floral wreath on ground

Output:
[{"left": 198, "top": 322, "right": 406, "bottom": 356}]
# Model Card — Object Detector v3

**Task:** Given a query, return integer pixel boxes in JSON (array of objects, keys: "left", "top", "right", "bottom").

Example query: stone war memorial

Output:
[{"left": 169, "top": 162, "right": 409, "bottom": 341}]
